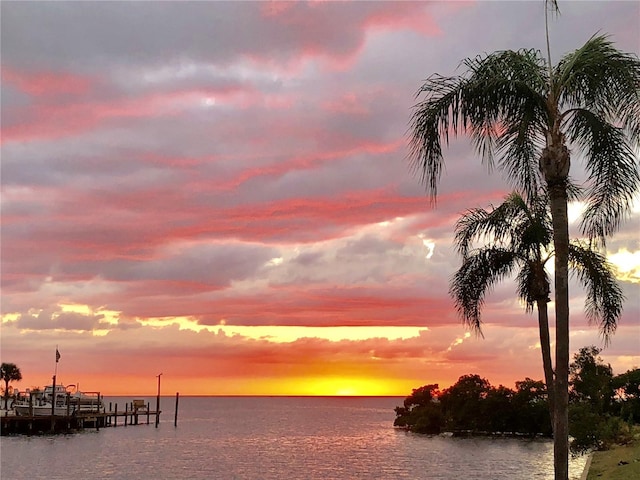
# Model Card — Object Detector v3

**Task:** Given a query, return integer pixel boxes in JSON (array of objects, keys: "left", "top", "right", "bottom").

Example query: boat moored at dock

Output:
[{"left": 13, "top": 384, "right": 104, "bottom": 417}]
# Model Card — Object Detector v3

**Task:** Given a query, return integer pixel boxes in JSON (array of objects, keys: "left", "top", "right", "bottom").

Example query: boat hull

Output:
[{"left": 14, "top": 405, "right": 71, "bottom": 416}]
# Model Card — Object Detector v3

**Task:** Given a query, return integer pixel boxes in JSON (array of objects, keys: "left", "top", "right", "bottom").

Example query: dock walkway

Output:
[{"left": 1, "top": 401, "right": 161, "bottom": 435}]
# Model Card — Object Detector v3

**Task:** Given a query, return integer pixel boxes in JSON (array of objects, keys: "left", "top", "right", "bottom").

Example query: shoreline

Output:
[
  {"left": 582, "top": 433, "right": 640, "bottom": 480},
  {"left": 579, "top": 453, "right": 593, "bottom": 480}
]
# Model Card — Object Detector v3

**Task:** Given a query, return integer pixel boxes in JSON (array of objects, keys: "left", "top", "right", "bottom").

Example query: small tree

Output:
[
  {"left": 568, "top": 346, "right": 626, "bottom": 453},
  {"left": 439, "top": 374, "right": 492, "bottom": 432},
  {"left": 513, "top": 378, "right": 552, "bottom": 436},
  {"left": 570, "top": 346, "right": 614, "bottom": 414},
  {"left": 1, "top": 363, "right": 22, "bottom": 409},
  {"left": 484, "top": 385, "right": 517, "bottom": 433},
  {"left": 394, "top": 384, "right": 443, "bottom": 434},
  {"left": 613, "top": 368, "right": 640, "bottom": 423}
]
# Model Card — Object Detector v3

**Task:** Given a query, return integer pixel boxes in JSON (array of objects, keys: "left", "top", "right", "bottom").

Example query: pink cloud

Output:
[
  {"left": 252, "top": 1, "right": 442, "bottom": 72},
  {"left": 1, "top": 81, "right": 261, "bottom": 144},
  {"left": 2, "top": 67, "right": 95, "bottom": 97},
  {"left": 362, "top": 2, "right": 443, "bottom": 36}
]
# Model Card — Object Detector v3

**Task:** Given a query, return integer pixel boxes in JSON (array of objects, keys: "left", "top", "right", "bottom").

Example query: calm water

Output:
[{"left": 1, "top": 396, "right": 587, "bottom": 479}]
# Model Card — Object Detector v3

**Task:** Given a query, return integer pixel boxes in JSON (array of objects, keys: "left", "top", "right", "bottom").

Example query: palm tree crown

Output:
[
  {"left": 409, "top": 34, "right": 639, "bottom": 243},
  {"left": 449, "top": 191, "right": 624, "bottom": 429},
  {"left": 450, "top": 191, "right": 623, "bottom": 340}
]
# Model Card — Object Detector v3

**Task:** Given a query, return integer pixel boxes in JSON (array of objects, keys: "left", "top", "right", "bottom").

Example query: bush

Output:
[{"left": 569, "top": 402, "right": 630, "bottom": 454}]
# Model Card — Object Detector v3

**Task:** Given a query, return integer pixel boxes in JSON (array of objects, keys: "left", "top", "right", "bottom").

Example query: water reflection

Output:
[{"left": 0, "top": 397, "right": 587, "bottom": 479}]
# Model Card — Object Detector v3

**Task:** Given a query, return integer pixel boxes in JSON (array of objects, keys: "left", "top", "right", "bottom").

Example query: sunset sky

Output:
[{"left": 1, "top": 1, "right": 639, "bottom": 397}]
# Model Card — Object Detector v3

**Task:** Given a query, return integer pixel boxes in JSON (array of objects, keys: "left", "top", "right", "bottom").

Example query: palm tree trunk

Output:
[
  {"left": 536, "top": 299, "right": 555, "bottom": 429},
  {"left": 549, "top": 184, "right": 570, "bottom": 480}
]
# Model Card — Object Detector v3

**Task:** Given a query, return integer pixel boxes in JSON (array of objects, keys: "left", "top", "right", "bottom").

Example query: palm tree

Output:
[
  {"left": 449, "top": 191, "right": 624, "bottom": 429},
  {"left": 408, "top": 31, "right": 639, "bottom": 478},
  {"left": 1, "top": 362, "right": 23, "bottom": 409}
]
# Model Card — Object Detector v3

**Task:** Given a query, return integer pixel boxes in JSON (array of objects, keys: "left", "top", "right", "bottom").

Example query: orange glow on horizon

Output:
[{"left": 19, "top": 371, "right": 421, "bottom": 397}]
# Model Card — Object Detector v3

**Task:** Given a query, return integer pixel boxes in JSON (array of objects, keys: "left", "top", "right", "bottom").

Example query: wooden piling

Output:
[
  {"left": 50, "top": 375, "right": 56, "bottom": 433},
  {"left": 174, "top": 392, "right": 179, "bottom": 427},
  {"left": 96, "top": 394, "right": 101, "bottom": 431},
  {"left": 155, "top": 373, "right": 162, "bottom": 428}
]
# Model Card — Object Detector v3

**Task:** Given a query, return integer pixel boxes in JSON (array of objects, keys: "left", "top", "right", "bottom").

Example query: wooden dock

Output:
[{"left": 1, "top": 400, "right": 161, "bottom": 435}]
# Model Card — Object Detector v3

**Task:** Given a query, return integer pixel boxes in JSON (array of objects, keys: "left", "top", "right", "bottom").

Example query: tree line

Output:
[{"left": 394, "top": 346, "right": 640, "bottom": 453}]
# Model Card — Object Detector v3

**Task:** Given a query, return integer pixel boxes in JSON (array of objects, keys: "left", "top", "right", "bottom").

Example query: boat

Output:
[
  {"left": 63, "top": 384, "right": 104, "bottom": 412},
  {"left": 13, "top": 384, "right": 104, "bottom": 416}
]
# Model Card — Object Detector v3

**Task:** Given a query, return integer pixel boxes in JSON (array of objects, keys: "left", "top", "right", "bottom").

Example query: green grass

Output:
[{"left": 586, "top": 432, "right": 640, "bottom": 480}]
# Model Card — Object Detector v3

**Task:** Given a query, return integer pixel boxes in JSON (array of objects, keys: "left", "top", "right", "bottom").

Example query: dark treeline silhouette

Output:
[
  {"left": 394, "top": 374, "right": 551, "bottom": 437},
  {"left": 395, "top": 347, "right": 640, "bottom": 452}
]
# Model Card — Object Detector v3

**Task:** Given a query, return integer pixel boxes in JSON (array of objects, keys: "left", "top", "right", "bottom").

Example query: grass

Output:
[{"left": 586, "top": 431, "right": 640, "bottom": 480}]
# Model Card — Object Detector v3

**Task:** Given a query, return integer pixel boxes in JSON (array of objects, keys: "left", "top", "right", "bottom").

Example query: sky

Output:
[{"left": 1, "top": 0, "right": 639, "bottom": 397}]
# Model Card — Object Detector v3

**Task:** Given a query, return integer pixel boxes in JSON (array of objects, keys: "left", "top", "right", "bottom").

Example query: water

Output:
[{"left": 1, "top": 396, "right": 587, "bottom": 479}]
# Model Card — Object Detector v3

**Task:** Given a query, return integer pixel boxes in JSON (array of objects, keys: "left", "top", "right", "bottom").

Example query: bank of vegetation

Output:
[
  {"left": 586, "top": 429, "right": 640, "bottom": 480},
  {"left": 394, "top": 346, "right": 640, "bottom": 454}
]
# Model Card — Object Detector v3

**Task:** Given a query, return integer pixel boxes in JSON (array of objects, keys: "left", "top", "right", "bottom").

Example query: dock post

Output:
[
  {"left": 114, "top": 403, "right": 117, "bottom": 427},
  {"left": 96, "top": 393, "right": 101, "bottom": 431},
  {"left": 174, "top": 392, "right": 179, "bottom": 427},
  {"left": 124, "top": 402, "right": 128, "bottom": 426},
  {"left": 147, "top": 403, "right": 150, "bottom": 424},
  {"left": 50, "top": 375, "right": 57, "bottom": 433},
  {"left": 155, "top": 373, "right": 162, "bottom": 428}
]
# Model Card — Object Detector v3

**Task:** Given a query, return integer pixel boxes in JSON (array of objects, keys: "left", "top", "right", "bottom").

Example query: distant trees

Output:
[
  {"left": 394, "top": 384, "right": 442, "bottom": 434},
  {"left": 439, "top": 374, "right": 493, "bottom": 432},
  {"left": 570, "top": 346, "right": 614, "bottom": 414},
  {"left": 396, "top": 348, "right": 638, "bottom": 449},
  {"left": 395, "top": 374, "right": 551, "bottom": 436},
  {"left": 513, "top": 378, "right": 551, "bottom": 436},
  {"left": 1, "top": 362, "right": 22, "bottom": 409},
  {"left": 613, "top": 368, "right": 640, "bottom": 423},
  {"left": 568, "top": 346, "right": 636, "bottom": 453}
]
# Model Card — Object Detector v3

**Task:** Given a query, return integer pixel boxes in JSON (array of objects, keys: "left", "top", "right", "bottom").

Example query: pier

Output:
[{"left": 1, "top": 400, "right": 162, "bottom": 435}]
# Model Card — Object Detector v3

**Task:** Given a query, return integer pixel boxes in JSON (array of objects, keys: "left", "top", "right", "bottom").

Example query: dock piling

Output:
[
  {"left": 155, "top": 373, "right": 162, "bottom": 428},
  {"left": 174, "top": 392, "right": 179, "bottom": 427}
]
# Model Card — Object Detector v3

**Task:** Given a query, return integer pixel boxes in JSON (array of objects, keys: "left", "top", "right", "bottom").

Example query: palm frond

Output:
[
  {"left": 454, "top": 191, "right": 553, "bottom": 263},
  {"left": 546, "top": 0, "right": 560, "bottom": 15},
  {"left": 565, "top": 177, "right": 583, "bottom": 202},
  {"left": 454, "top": 192, "right": 529, "bottom": 257},
  {"left": 566, "top": 109, "right": 640, "bottom": 244},
  {"left": 409, "top": 74, "right": 467, "bottom": 200},
  {"left": 496, "top": 111, "right": 546, "bottom": 199},
  {"left": 449, "top": 248, "right": 518, "bottom": 336},
  {"left": 568, "top": 241, "right": 624, "bottom": 344},
  {"left": 461, "top": 51, "right": 549, "bottom": 189},
  {"left": 556, "top": 34, "right": 640, "bottom": 145},
  {"left": 409, "top": 49, "right": 549, "bottom": 199},
  {"left": 516, "top": 261, "right": 551, "bottom": 313}
]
